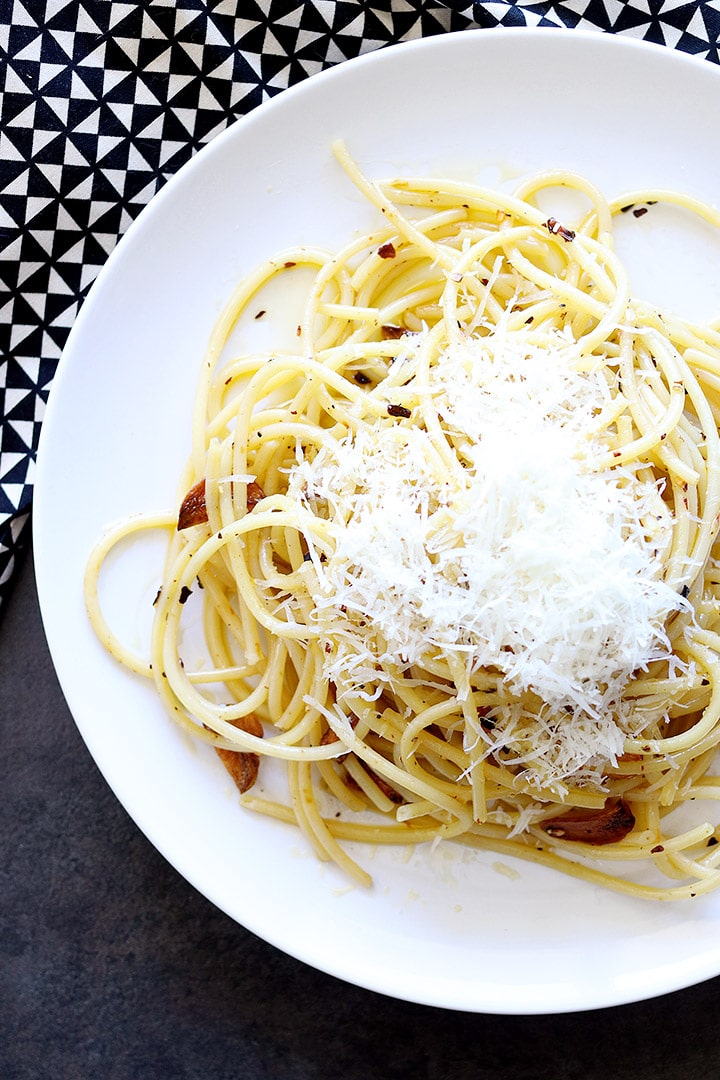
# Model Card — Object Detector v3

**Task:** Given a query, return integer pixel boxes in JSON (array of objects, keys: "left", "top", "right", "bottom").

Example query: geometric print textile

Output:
[
  {"left": 471, "top": 1, "right": 720, "bottom": 60},
  {"left": 2, "top": 0, "right": 720, "bottom": 613}
]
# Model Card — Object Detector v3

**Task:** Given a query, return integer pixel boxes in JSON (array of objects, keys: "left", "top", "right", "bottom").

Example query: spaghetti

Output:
[{"left": 86, "top": 142, "right": 720, "bottom": 899}]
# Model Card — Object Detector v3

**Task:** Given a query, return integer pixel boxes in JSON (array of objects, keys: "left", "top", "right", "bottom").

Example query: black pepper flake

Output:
[
  {"left": 680, "top": 584, "right": 690, "bottom": 598},
  {"left": 179, "top": 585, "right": 193, "bottom": 605},
  {"left": 387, "top": 403, "right": 411, "bottom": 418},
  {"left": 620, "top": 204, "right": 634, "bottom": 213},
  {"left": 303, "top": 551, "right": 312, "bottom": 562},
  {"left": 254, "top": 309, "right": 266, "bottom": 320},
  {"left": 353, "top": 371, "right": 371, "bottom": 384},
  {"left": 633, "top": 206, "right": 649, "bottom": 218},
  {"left": 152, "top": 587, "right": 161, "bottom": 606},
  {"left": 708, "top": 836, "right": 719, "bottom": 847}
]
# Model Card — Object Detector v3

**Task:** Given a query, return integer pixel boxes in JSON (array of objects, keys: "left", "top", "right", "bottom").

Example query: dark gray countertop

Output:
[{"left": 2, "top": 544, "right": 720, "bottom": 1080}]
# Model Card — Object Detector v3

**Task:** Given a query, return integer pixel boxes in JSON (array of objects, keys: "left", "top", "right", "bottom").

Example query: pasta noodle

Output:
[{"left": 85, "top": 141, "right": 720, "bottom": 899}]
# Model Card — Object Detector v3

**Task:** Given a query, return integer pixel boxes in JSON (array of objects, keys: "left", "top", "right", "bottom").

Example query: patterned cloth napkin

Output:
[{"left": 1, "top": 0, "right": 719, "bottom": 613}]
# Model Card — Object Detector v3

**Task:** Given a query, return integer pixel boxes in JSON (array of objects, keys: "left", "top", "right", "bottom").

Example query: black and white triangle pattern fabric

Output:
[
  {"left": 2, "top": 0, "right": 720, "bottom": 613},
  {"left": 470, "top": 0, "right": 720, "bottom": 59}
]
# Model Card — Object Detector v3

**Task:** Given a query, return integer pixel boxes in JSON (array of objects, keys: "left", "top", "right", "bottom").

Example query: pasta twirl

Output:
[{"left": 86, "top": 142, "right": 720, "bottom": 899}]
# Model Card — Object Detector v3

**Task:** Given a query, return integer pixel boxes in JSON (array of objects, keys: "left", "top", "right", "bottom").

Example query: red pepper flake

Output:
[
  {"left": 284, "top": 260, "right": 296, "bottom": 268},
  {"left": 387, "top": 403, "right": 411, "bottom": 419},
  {"left": 650, "top": 844, "right": 665, "bottom": 854},
  {"left": 378, "top": 242, "right": 396, "bottom": 259},
  {"left": 544, "top": 217, "right": 576, "bottom": 242}
]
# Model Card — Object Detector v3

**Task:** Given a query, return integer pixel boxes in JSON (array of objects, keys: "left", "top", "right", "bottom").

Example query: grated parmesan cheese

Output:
[{"left": 288, "top": 327, "right": 685, "bottom": 789}]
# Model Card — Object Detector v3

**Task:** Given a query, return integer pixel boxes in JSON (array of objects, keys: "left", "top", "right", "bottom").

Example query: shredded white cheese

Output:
[{"left": 289, "top": 328, "right": 684, "bottom": 788}]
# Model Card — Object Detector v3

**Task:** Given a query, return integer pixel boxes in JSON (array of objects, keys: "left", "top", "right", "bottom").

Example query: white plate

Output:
[{"left": 34, "top": 29, "right": 720, "bottom": 1013}]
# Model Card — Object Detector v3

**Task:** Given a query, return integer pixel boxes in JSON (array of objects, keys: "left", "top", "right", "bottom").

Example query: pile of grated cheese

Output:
[{"left": 289, "top": 327, "right": 685, "bottom": 787}]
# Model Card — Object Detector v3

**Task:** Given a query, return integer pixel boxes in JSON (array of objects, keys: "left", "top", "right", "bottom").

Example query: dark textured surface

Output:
[{"left": 2, "top": 546, "right": 720, "bottom": 1080}]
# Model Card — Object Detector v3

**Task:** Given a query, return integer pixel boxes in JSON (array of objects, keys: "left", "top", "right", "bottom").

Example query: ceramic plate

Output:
[{"left": 34, "top": 29, "right": 720, "bottom": 1013}]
